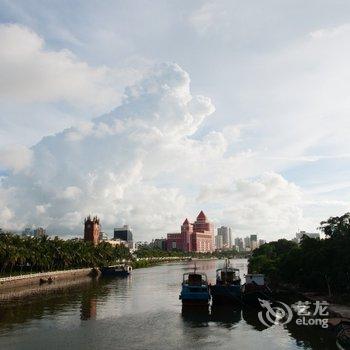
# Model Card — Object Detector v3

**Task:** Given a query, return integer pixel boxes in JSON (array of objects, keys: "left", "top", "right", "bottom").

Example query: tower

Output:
[
  {"left": 181, "top": 218, "right": 193, "bottom": 252},
  {"left": 84, "top": 215, "right": 100, "bottom": 246}
]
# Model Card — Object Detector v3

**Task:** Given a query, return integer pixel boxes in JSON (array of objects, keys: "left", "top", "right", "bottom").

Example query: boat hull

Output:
[
  {"left": 100, "top": 268, "right": 131, "bottom": 277},
  {"left": 210, "top": 284, "right": 242, "bottom": 305},
  {"left": 242, "top": 290, "right": 271, "bottom": 307},
  {"left": 242, "top": 284, "right": 272, "bottom": 307},
  {"left": 180, "top": 285, "right": 211, "bottom": 305}
]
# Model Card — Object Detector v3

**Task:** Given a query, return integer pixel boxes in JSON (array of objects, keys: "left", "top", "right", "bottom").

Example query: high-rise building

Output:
[
  {"left": 215, "top": 234, "right": 223, "bottom": 250},
  {"left": 250, "top": 234, "right": 258, "bottom": 250},
  {"left": 22, "top": 227, "right": 32, "bottom": 236},
  {"left": 217, "top": 226, "right": 232, "bottom": 249},
  {"left": 34, "top": 227, "right": 46, "bottom": 237},
  {"left": 234, "top": 237, "right": 244, "bottom": 252},
  {"left": 114, "top": 225, "right": 134, "bottom": 250},
  {"left": 114, "top": 225, "right": 133, "bottom": 242},
  {"left": 166, "top": 211, "right": 214, "bottom": 253},
  {"left": 84, "top": 216, "right": 100, "bottom": 246},
  {"left": 244, "top": 236, "right": 251, "bottom": 249}
]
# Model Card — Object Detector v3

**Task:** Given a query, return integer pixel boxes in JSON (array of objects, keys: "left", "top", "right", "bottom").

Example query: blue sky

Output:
[{"left": 0, "top": 0, "right": 350, "bottom": 241}]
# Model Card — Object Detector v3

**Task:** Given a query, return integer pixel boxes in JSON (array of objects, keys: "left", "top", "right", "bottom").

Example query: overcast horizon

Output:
[{"left": 1, "top": 1, "right": 350, "bottom": 241}]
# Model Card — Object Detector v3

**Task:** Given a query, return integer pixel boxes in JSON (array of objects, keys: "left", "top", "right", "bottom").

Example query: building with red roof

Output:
[{"left": 166, "top": 211, "right": 214, "bottom": 253}]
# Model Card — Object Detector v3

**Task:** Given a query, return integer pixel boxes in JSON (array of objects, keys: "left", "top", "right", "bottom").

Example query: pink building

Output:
[{"left": 166, "top": 211, "right": 214, "bottom": 253}]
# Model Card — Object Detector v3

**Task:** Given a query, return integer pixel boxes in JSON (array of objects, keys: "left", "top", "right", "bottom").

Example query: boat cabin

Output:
[
  {"left": 216, "top": 268, "right": 240, "bottom": 285},
  {"left": 183, "top": 273, "right": 208, "bottom": 286}
]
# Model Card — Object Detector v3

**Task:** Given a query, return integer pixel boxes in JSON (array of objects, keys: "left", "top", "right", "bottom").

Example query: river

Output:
[{"left": 0, "top": 259, "right": 337, "bottom": 350}]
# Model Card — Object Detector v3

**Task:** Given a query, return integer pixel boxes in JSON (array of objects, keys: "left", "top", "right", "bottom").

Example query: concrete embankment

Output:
[
  {"left": 302, "top": 292, "right": 350, "bottom": 319},
  {"left": 0, "top": 268, "right": 94, "bottom": 293}
]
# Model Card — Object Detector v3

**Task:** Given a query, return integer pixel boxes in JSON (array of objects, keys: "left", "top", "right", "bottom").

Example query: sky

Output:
[{"left": 1, "top": 0, "right": 350, "bottom": 241}]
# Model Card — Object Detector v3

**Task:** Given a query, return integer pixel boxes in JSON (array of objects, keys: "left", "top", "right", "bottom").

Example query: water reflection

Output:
[
  {"left": 181, "top": 306, "right": 210, "bottom": 326},
  {"left": 0, "top": 260, "right": 338, "bottom": 350},
  {"left": 211, "top": 305, "right": 241, "bottom": 328}
]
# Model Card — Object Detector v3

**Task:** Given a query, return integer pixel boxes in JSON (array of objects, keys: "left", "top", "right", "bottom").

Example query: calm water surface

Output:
[{"left": 0, "top": 259, "right": 336, "bottom": 350}]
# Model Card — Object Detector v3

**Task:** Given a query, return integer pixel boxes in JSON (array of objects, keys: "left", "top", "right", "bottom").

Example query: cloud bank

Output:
[{"left": 0, "top": 62, "right": 303, "bottom": 240}]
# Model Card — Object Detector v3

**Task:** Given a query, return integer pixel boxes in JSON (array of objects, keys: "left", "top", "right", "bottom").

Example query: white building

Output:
[
  {"left": 217, "top": 226, "right": 232, "bottom": 249},
  {"left": 215, "top": 234, "right": 223, "bottom": 250}
]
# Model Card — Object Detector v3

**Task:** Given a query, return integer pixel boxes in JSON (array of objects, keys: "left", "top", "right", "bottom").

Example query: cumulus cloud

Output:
[
  {"left": 0, "top": 63, "right": 303, "bottom": 240},
  {"left": 0, "top": 144, "right": 33, "bottom": 172},
  {"left": 0, "top": 24, "right": 138, "bottom": 112},
  {"left": 198, "top": 173, "right": 303, "bottom": 240}
]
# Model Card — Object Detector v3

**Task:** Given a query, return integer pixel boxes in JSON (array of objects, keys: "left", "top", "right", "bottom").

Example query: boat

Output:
[
  {"left": 241, "top": 273, "right": 272, "bottom": 307},
  {"left": 179, "top": 266, "right": 211, "bottom": 306},
  {"left": 100, "top": 264, "right": 132, "bottom": 277},
  {"left": 210, "top": 259, "right": 242, "bottom": 305}
]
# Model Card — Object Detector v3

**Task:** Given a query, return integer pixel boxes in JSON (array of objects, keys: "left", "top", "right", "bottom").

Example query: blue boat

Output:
[
  {"left": 179, "top": 267, "right": 211, "bottom": 305},
  {"left": 210, "top": 260, "right": 242, "bottom": 305},
  {"left": 100, "top": 264, "right": 132, "bottom": 277}
]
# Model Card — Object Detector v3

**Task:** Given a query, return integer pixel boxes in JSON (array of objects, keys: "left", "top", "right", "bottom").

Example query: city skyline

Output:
[{"left": 1, "top": 1, "right": 350, "bottom": 242}]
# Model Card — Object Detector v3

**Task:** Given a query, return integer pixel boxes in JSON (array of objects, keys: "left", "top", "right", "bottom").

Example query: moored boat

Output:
[
  {"left": 210, "top": 260, "right": 242, "bottom": 305},
  {"left": 179, "top": 267, "right": 211, "bottom": 306},
  {"left": 241, "top": 273, "right": 272, "bottom": 307},
  {"left": 100, "top": 264, "right": 132, "bottom": 277}
]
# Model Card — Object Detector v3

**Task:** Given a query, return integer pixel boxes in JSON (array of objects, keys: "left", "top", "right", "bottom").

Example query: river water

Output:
[{"left": 0, "top": 259, "right": 337, "bottom": 350}]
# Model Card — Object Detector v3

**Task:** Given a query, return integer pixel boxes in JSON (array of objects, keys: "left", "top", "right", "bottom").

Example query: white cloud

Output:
[
  {"left": 0, "top": 62, "right": 306, "bottom": 240},
  {"left": 0, "top": 24, "right": 139, "bottom": 113},
  {"left": 0, "top": 144, "right": 33, "bottom": 172},
  {"left": 198, "top": 173, "right": 303, "bottom": 240},
  {"left": 188, "top": 2, "right": 228, "bottom": 35}
]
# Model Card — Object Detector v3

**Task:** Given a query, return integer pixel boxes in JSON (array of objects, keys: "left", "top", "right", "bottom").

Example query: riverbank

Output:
[
  {"left": 0, "top": 268, "right": 94, "bottom": 292},
  {"left": 301, "top": 292, "right": 350, "bottom": 319},
  {"left": 275, "top": 283, "right": 350, "bottom": 320},
  {"left": 0, "top": 256, "right": 193, "bottom": 295}
]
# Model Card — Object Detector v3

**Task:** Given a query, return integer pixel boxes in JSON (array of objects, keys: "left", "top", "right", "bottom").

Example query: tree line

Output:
[
  {"left": 249, "top": 213, "right": 350, "bottom": 300},
  {"left": 0, "top": 234, "right": 131, "bottom": 276}
]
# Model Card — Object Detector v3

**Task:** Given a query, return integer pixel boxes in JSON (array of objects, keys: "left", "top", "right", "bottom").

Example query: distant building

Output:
[
  {"left": 166, "top": 211, "right": 214, "bottom": 253},
  {"left": 114, "top": 225, "right": 134, "bottom": 250},
  {"left": 99, "top": 231, "right": 109, "bottom": 241},
  {"left": 250, "top": 234, "right": 258, "bottom": 250},
  {"left": 234, "top": 237, "right": 244, "bottom": 252},
  {"left": 134, "top": 241, "right": 148, "bottom": 250},
  {"left": 152, "top": 238, "right": 167, "bottom": 250},
  {"left": 295, "top": 231, "right": 320, "bottom": 243},
  {"left": 34, "top": 227, "right": 46, "bottom": 237},
  {"left": 114, "top": 225, "right": 133, "bottom": 242},
  {"left": 258, "top": 239, "right": 266, "bottom": 247},
  {"left": 215, "top": 234, "right": 223, "bottom": 250},
  {"left": 166, "top": 233, "right": 182, "bottom": 250},
  {"left": 244, "top": 236, "right": 251, "bottom": 250},
  {"left": 106, "top": 239, "right": 128, "bottom": 247},
  {"left": 22, "top": 227, "right": 33, "bottom": 236},
  {"left": 217, "top": 226, "right": 232, "bottom": 249},
  {"left": 84, "top": 216, "right": 100, "bottom": 246}
]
